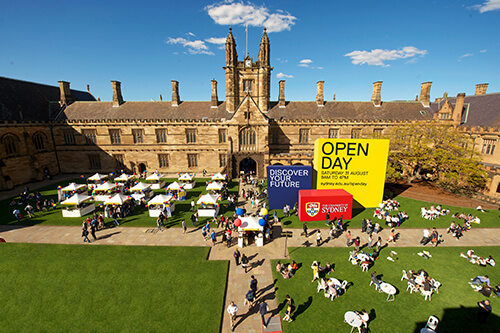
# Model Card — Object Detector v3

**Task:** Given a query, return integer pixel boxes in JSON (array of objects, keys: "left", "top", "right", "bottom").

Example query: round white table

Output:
[
  {"left": 328, "top": 278, "right": 341, "bottom": 287},
  {"left": 379, "top": 282, "right": 397, "bottom": 301},
  {"left": 344, "top": 311, "right": 362, "bottom": 333}
]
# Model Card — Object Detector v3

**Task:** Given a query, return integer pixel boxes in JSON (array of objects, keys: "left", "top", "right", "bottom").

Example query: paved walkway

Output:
[{"left": 2, "top": 178, "right": 500, "bottom": 332}]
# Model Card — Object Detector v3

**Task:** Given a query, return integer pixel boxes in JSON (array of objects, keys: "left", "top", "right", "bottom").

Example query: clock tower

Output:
[{"left": 224, "top": 28, "right": 272, "bottom": 113}]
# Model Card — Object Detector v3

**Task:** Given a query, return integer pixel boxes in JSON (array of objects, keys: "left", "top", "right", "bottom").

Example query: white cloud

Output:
[
  {"left": 299, "top": 59, "right": 313, "bottom": 67},
  {"left": 205, "top": 37, "right": 227, "bottom": 50},
  {"left": 459, "top": 53, "right": 473, "bottom": 59},
  {"left": 166, "top": 37, "right": 214, "bottom": 55},
  {"left": 205, "top": 37, "right": 227, "bottom": 44},
  {"left": 317, "top": 67, "right": 324, "bottom": 70},
  {"left": 188, "top": 32, "right": 196, "bottom": 36},
  {"left": 205, "top": 2, "right": 296, "bottom": 32},
  {"left": 480, "top": 49, "right": 487, "bottom": 53},
  {"left": 344, "top": 46, "right": 427, "bottom": 67},
  {"left": 276, "top": 72, "right": 294, "bottom": 79},
  {"left": 471, "top": 0, "right": 500, "bottom": 13}
]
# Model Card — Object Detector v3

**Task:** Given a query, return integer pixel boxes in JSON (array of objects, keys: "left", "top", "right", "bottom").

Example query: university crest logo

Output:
[{"left": 305, "top": 202, "right": 320, "bottom": 217}]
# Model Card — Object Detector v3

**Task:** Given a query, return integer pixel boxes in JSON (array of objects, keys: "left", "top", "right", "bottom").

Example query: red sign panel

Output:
[{"left": 299, "top": 189, "right": 353, "bottom": 222}]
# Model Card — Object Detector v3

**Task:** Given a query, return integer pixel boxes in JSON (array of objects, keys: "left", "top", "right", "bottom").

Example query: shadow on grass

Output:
[
  {"left": 292, "top": 296, "right": 312, "bottom": 320},
  {"left": 412, "top": 305, "right": 500, "bottom": 332}
]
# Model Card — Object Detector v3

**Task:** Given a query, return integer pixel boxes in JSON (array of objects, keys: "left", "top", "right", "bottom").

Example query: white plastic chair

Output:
[
  {"left": 407, "top": 281, "right": 418, "bottom": 294},
  {"left": 432, "top": 280, "right": 441, "bottom": 294},
  {"left": 401, "top": 269, "right": 408, "bottom": 281},
  {"left": 317, "top": 280, "right": 327, "bottom": 293},
  {"left": 361, "top": 262, "right": 369, "bottom": 272},
  {"left": 370, "top": 279, "right": 379, "bottom": 291},
  {"left": 425, "top": 315, "right": 439, "bottom": 331},
  {"left": 421, "top": 290, "right": 432, "bottom": 301},
  {"left": 348, "top": 250, "right": 356, "bottom": 262},
  {"left": 340, "top": 280, "right": 348, "bottom": 291}
]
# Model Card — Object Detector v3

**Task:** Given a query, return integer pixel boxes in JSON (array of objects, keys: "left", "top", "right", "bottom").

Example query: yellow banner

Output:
[{"left": 313, "top": 139, "right": 389, "bottom": 208}]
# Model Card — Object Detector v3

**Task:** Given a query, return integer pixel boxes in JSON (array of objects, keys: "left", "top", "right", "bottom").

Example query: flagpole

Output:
[{"left": 245, "top": 19, "right": 248, "bottom": 57}]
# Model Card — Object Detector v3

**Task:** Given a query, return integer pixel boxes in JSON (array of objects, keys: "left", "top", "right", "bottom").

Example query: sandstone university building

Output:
[{"left": 1, "top": 29, "right": 500, "bottom": 202}]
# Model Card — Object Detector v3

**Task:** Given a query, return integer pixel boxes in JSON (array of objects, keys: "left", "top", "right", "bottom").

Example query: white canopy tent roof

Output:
[
  {"left": 146, "top": 173, "right": 165, "bottom": 181},
  {"left": 178, "top": 173, "right": 194, "bottom": 181},
  {"left": 131, "top": 193, "right": 145, "bottom": 201},
  {"left": 61, "top": 193, "right": 93, "bottom": 205},
  {"left": 130, "top": 182, "right": 152, "bottom": 191},
  {"left": 211, "top": 173, "right": 226, "bottom": 181},
  {"left": 114, "top": 173, "right": 134, "bottom": 182},
  {"left": 238, "top": 216, "right": 264, "bottom": 231},
  {"left": 206, "top": 182, "right": 223, "bottom": 191},
  {"left": 104, "top": 193, "right": 131, "bottom": 205},
  {"left": 88, "top": 173, "right": 108, "bottom": 181},
  {"left": 197, "top": 193, "right": 220, "bottom": 205},
  {"left": 166, "top": 181, "right": 183, "bottom": 190},
  {"left": 149, "top": 194, "right": 174, "bottom": 205},
  {"left": 61, "top": 183, "right": 86, "bottom": 192},
  {"left": 95, "top": 182, "right": 118, "bottom": 191}
]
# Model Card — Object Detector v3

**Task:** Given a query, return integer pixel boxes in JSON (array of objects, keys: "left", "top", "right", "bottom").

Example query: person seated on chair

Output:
[
  {"left": 370, "top": 271, "right": 381, "bottom": 290},
  {"left": 356, "top": 309, "right": 369, "bottom": 328},
  {"left": 417, "top": 269, "right": 428, "bottom": 279},
  {"left": 423, "top": 277, "right": 433, "bottom": 293},
  {"left": 319, "top": 277, "right": 328, "bottom": 291}
]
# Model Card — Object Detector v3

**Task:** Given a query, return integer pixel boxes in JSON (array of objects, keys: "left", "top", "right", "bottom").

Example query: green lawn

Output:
[
  {"left": 272, "top": 246, "right": 500, "bottom": 332},
  {"left": 276, "top": 195, "right": 500, "bottom": 229},
  {"left": 2, "top": 178, "right": 239, "bottom": 228},
  {"left": 0, "top": 243, "right": 228, "bottom": 332}
]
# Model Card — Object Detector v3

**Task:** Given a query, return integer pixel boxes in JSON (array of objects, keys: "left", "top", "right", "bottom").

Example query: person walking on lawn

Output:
[{"left": 302, "top": 222, "right": 308, "bottom": 238}]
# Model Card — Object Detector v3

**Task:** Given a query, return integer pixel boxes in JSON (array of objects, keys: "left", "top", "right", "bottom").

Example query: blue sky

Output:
[{"left": 1, "top": 0, "right": 499, "bottom": 103}]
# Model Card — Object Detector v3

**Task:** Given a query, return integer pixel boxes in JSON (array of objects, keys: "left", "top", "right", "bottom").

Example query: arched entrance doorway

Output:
[
  {"left": 239, "top": 157, "right": 256, "bottom": 176},
  {"left": 138, "top": 163, "right": 147, "bottom": 175}
]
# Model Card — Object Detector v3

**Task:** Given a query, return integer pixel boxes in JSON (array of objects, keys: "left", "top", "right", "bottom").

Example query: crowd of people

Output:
[{"left": 460, "top": 250, "right": 496, "bottom": 267}]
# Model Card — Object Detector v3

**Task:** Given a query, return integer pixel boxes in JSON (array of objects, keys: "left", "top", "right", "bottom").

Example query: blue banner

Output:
[{"left": 267, "top": 165, "right": 312, "bottom": 210}]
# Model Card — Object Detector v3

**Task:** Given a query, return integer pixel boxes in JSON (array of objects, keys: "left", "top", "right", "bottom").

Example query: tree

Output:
[{"left": 385, "top": 123, "right": 487, "bottom": 195}]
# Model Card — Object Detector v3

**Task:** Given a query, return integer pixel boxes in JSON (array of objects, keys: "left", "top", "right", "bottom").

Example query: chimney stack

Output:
[
  {"left": 475, "top": 83, "right": 489, "bottom": 95},
  {"left": 333, "top": 94, "right": 336, "bottom": 102},
  {"left": 171, "top": 80, "right": 180, "bottom": 107},
  {"left": 211, "top": 80, "right": 218, "bottom": 108},
  {"left": 419, "top": 81, "right": 432, "bottom": 107},
  {"left": 452, "top": 93, "right": 465, "bottom": 124},
  {"left": 86, "top": 84, "right": 90, "bottom": 92},
  {"left": 316, "top": 81, "right": 324, "bottom": 106},
  {"left": 58, "top": 81, "right": 72, "bottom": 106},
  {"left": 371, "top": 81, "right": 382, "bottom": 107},
  {"left": 279, "top": 80, "right": 286, "bottom": 108},
  {"left": 111, "top": 81, "right": 123, "bottom": 107}
]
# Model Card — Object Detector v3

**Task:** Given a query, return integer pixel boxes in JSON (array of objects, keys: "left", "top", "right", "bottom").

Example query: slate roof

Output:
[
  {"left": 267, "top": 101, "right": 433, "bottom": 121},
  {"left": 0, "top": 77, "right": 95, "bottom": 122},
  {"left": 61, "top": 99, "right": 433, "bottom": 122},
  {"left": 429, "top": 92, "right": 500, "bottom": 127}
]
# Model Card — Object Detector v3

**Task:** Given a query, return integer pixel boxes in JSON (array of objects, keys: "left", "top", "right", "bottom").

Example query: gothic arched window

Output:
[
  {"left": 32, "top": 132, "right": 46, "bottom": 151},
  {"left": 2, "top": 134, "right": 19, "bottom": 156}
]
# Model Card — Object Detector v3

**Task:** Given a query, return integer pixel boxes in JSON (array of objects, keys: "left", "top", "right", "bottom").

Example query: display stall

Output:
[
  {"left": 87, "top": 173, "right": 109, "bottom": 189},
  {"left": 178, "top": 173, "right": 196, "bottom": 189},
  {"left": 61, "top": 183, "right": 87, "bottom": 200},
  {"left": 206, "top": 181, "right": 224, "bottom": 193},
  {"left": 146, "top": 173, "right": 166, "bottom": 189},
  {"left": 114, "top": 173, "right": 135, "bottom": 185},
  {"left": 196, "top": 193, "right": 220, "bottom": 217},
  {"left": 92, "top": 182, "right": 119, "bottom": 201},
  {"left": 211, "top": 173, "right": 226, "bottom": 181},
  {"left": 166, "top": 181, "right": 186, "bottom": 200},
  {"left": 104, "top": 193, "right": 132, "bottom": 207},
  {"left": 236, "top": 216, "right": 265, "bottom": 248},
  {"left": 130, "top": 182, "right": 153, "bottom": 200},
  {"left": 147, "top": 194, "right": 175, "bottom": 217},
  {"left": 61, "top": 193, "right": 95, "bottom": 217}
]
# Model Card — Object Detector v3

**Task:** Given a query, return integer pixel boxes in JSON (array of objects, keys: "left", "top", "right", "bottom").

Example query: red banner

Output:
[{"left": 298, "top": 189, "right": 353, "bottom": 222}]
